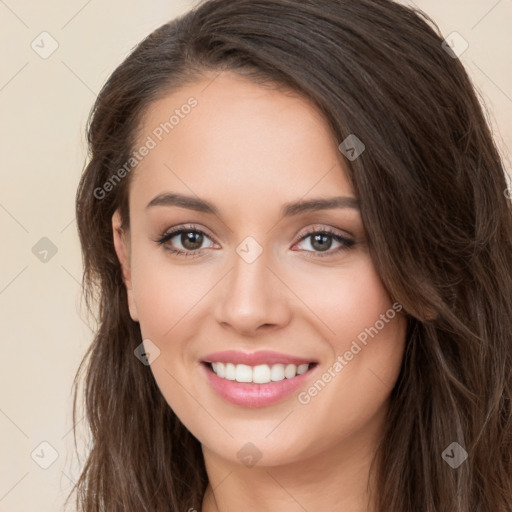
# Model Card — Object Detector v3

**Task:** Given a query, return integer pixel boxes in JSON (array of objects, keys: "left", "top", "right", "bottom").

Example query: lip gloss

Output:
[{"left": 202, "top": 363, "right": 318, "bottom": 408}]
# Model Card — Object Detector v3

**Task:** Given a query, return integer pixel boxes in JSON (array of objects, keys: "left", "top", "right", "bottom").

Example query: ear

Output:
[{"left": 112, "top": 210, "right": 139, "bottom": 322}]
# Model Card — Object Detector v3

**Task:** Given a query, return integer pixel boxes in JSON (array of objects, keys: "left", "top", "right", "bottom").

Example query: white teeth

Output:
[
  {"left": 253, "top": 364, "right": 271, "bottom": 384},
  {"left": 210, "top": 362, "right": 312, "bottom": 383},
  {"left": 235, "top": 364, "right": 253, "bottom": 382},
  {"left": 270, "top": 364, "right": 285, "bottom": 381},
  {"left": 216, "top": 362, "right": 225, "bottom": 378},
  {"left": 284, "top": 364, "right": 297, "bottom": 379},
  {"left": 225, "top": 362, "right": 236, "bottom": 380},
  {"left": 297, "top": 363, "right": 309, "bottom": 375}
]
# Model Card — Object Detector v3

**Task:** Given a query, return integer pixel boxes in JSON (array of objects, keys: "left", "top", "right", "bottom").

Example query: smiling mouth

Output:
[{"left": 203, "top": 361, "right": 318, "bottom": 384}]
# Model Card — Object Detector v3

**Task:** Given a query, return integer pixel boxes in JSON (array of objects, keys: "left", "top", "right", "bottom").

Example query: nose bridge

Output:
[
  {"left": 231, "top": 248, "right": 270, "bottom": 301},
  {"left": 214, "top": 242, "right": 290, "bottom": 334}
]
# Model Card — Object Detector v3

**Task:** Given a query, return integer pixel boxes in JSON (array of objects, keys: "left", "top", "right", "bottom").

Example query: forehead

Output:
[{"left": 130, "top": 71, "right": 354, "bottom": 211}]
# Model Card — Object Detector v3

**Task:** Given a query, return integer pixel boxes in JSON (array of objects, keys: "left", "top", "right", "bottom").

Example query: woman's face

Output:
[{"left": 113, "top": 71, "right": 407, "bottom": 467}]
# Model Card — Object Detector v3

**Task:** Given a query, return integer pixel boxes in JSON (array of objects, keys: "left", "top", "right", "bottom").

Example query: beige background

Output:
[{"left": 0, "top": 1, "right": 511, "bottom": 510}]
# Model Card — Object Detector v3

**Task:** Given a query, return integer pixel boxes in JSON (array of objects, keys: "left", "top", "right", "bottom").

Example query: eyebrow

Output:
[{"left": 145, "top": 192, "right": 360, "bottom": 217}]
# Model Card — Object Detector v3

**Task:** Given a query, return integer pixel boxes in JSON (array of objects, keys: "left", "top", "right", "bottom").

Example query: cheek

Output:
[
  {"left": 287, "top": 253, "right": 399, "bottom": 346},
  {"left": 290, "top": 254, "right": 407, "bottom": 409},
  {"left": 290, "top": 261, "right": 406, "bottom": 457},
  {"left": 335, "top": 261, "right": 401, "bottom": 348},
  {"left": 129, "top": 245, "right": 214, "bottom": 339},
  {"left": 325, "top": 256, "right": 406, "bottom": 388},
  {"left": 128, "top": 248, "right": 211, "bottom": 421}
]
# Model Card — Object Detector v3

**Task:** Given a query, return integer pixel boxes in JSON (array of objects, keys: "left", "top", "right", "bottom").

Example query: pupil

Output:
[
  {"left": 182, "top": 232, "right": 203, "bottom": 250},
  {"left": 312, "top": 233, "right": 332, "bottom": 251}
]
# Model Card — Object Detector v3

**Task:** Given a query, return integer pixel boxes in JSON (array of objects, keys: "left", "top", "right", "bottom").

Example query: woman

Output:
[{"left": 70, "top": 0, "right": 512, "bottom": 510}]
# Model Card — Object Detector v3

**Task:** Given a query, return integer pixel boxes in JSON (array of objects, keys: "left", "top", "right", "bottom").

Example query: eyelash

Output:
[{"left": 154, "top": 224, "right": 355, "bottom": 259}]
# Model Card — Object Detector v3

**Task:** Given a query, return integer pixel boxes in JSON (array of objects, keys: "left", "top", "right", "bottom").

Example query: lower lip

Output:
[{"left": 202, "top": 363, "right": 318, "bottom": 408}]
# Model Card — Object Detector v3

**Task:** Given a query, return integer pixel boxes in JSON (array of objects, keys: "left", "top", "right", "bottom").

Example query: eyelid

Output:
[
  {"left": 294, "top": 223, "right": 353, "bottom": 241},
  {"left": 156, "top": 223, "right": 217, "bottom": 244}
]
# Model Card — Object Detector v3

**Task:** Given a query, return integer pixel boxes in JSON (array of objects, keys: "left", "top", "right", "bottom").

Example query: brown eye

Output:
[
  {"left": 309, "top": 233, "right": 334, "bottom": 251},
  {"left": 178, "top": 231, "right": 204, "bottom": 251},
  {"left": 294, "top": 227, "right": 355, "bottom": 258},
  {"left": 155, "top": 225, "right": 217, "bottom": 257}
]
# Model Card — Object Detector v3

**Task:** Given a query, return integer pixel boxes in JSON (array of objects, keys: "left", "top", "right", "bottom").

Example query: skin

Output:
[{"left": 112, "top": 71, "right": 407, "bottom": 512}]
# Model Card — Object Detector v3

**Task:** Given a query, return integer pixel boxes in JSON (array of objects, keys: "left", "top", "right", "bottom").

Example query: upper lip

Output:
[{"left": 202, "top": 350, "right": 317, "bottom": 366}]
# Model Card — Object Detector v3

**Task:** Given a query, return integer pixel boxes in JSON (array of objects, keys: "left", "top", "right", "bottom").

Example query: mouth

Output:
[
  {"left": 201, "top": 358, "right": 319, "bottom": 408},
  {"left": 202, "top": 361, "right": 318, "bottom": 384}
]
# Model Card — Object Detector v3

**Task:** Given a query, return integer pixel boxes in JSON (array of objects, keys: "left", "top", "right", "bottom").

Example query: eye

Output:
[
  {"left": 154, "top": 225, "right": 217, "bottom": 258},
  {"left": 293, "top": 226, "right": 355, "bottom": 258},
  {"left": 154, "top": 224, "right": 356, "bottom": 259}
]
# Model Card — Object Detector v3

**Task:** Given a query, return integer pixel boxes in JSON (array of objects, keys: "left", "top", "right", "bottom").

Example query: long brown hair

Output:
[{"left": 70, "top": 0, "right": 512, "bottom": 510}]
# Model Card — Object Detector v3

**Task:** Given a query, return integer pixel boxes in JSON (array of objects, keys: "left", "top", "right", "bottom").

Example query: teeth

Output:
[
  {"left": 270, "top": 364, "right": 285, "bottom": 381},
  {"left": 297, "top": 363, "right": 309, "bottom": 375},
  {"left": 253, "top": 364, "right": 271, "bottom": 384},
  {"left": 210, "top": 362, "right": 311, "bottom": 383},
  {"left": 225, "top": 362, "right": 236, "bottom": 380},
  {"left": 284, "top": 363, "right": 297, "bottom": 379},
  {"left": 236, "top": 364, "right": 253, "bottom": 383},
  {"left": 216, "top": 362, "right": 226, "bottom": 378}
]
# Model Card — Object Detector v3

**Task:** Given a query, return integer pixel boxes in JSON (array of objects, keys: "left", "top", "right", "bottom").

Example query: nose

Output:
[{"left": 214, "top": 249, "right": 292, "bottom": 336}]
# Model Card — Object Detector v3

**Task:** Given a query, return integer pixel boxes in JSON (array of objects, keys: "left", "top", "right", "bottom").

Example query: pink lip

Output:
[
  {"left": 201, "top": 363, "right": 318, "bottom": 408},
  {"left": 200, "top": 351, "right": 319, "bottom": 408},
  {"left": 202, "top": 350, "right": 317, "bottom": 366}
]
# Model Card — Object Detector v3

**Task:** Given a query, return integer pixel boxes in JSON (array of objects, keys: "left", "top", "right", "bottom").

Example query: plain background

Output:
[{"left": 0, "top": 1, "right": 511, "bottom": 510}]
